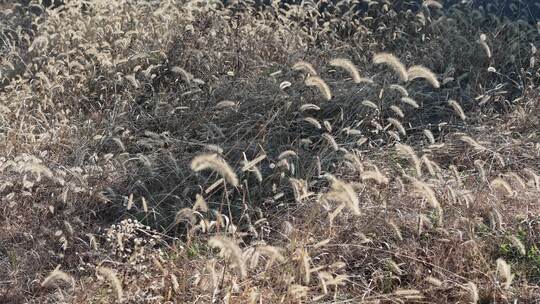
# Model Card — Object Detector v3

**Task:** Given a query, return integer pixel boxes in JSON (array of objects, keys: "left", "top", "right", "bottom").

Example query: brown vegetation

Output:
[{"left": 0, "top": 0, "right": 539, "bottom": 303}]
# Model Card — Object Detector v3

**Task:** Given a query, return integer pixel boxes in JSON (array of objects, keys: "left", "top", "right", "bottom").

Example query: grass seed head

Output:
[
  {"left": 373, "top": 52, "right": 408, "bottom": 82},
  {"left": 388, "top": 118, "right": 407, "bottom": 135},
  {"left": 208, "top": 236, "right": 247, "bottom": 278},
  {"left": 193, "top": 194, "right": 208, "bottom": 212},
  {"left": 389, "top": 84, "right": 409, "bottom": 97},
  {"left": 96, "top": 267, "right": 123, "bottom": 302},
  {"left": 508, "top": 235, "right": 526, "bottom": 255},
  {"left": 423, "top": 129, "right": 435, "bottom": 144},
  {"left": 401, "top": 97, "right": 420, "bottom": 108},
  {"left": 423, "top": 0, "right": 443, "bottom": 9},
  {"left": 41, "top": 267, "right": 74, "bottom": 288},
  {"left": 305, "top": 76, "right": 332, "bottom": 100},
  {"left": 496, "top": 258, "right": 514, "bottom": 289},
  {"left": 395, "top": 143, "right": 422, "bottom": 176},
  {"left": 407, "top": 65, "right": 440, "bottom": 88},
  {"left": 329, "top": 58, "right": 362, "bottom": 83},
  {"left": 293, "top": 60, "right": 318, "bottom": 75},
  {"left": 460, "top": 135, "right": 486, "bottom": 151},
  {"left": 448, "top": 99, "right": 467, "bottom": 120},
  {"left": 303, "top": 117, "right": 322, "bottom": 129},
  {"left": 191, "top": 153, "right": 239, "bottom": 187},
  {"left": 362, "top": 99, "right": 379, "bottom": 110}
]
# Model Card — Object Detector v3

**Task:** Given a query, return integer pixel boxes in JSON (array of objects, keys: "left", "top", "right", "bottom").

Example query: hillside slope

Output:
[{"left": 1, "top": 0, "right": 539, "bottom": 303}]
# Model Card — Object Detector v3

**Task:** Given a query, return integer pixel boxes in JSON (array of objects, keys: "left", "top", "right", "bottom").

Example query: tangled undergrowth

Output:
[{"left": 0, "top": 0, "right": 539, "bottom": 303}]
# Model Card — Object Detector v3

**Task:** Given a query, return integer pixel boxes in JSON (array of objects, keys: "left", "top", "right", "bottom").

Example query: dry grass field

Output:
[{"left": 0, "top": 0, "right": 539, "bottom": 303}]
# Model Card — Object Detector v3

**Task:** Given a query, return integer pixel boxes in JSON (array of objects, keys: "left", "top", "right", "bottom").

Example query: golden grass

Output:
[
  {"left": 191, "top": 153, "right": 239, "bottom": 187},
  {"left": 96, "top": 267, "right": 123, "bottom": 302},
  {"left": 293, "top": 60, "right": 318, "bottom": 75},
  {"left": 407, "top": 65, "right": 440, "bottom": 88},
  {"left": 373, "top": 52, "right": 408, "bottom": 82},
  {"left": 305, "top": 76, "right": 332, "bottom": 100},
  {"left": 329, "top": 58, "right": 362, "bottom": 83},
  {"left": 2, "top": 1, "right": 539, "bottom": 303}
]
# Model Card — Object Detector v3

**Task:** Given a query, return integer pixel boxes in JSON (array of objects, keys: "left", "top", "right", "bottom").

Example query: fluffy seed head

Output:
[
  {"left": 421, "top": 155, "right": 437, "bottom": 177},
  {"left": 389, "top": 84, "right": 409, "bottom": 97},
  {"left": 465, "top": 282, "right": 479, "bottom": 303},
  {"left": 390, "top": 105, "right": 405, "bottom": 118},
  {"left": 298, "top": 248, "right": 311, "bottom": 284},
  {"left": 322, "top": 133, "right": 339, "bottom": 151},
  {"left": 387, "top": 130, "right": 401, "bottom": 141},
  {"left": 479, "top": 34, "right": 492, "bottom": 58},
  {"left": 407, "top": 65, "right": 440, "bottom": 88},
  {"left": 300, "top": 103, "right": 320, "bottom": 111},
  {"left": 126, "top": 193, "right": 134, "bottom": 210},
  {"left": 423, "top": 0, "right": 443, "bottom": 9},
  {"left": 387, "top": 118, "right": 407, "bottom": 135},
  {"left": 171, "top": 66, "right": 194, "bottom": 83},
  {"left": 426, "top": 276, "right": 443, "bottom": 287},
  {"left": 448, "top": 99, "right": 467, "bottom": 120},
  {"left": 329, "top": 58, "right": 362, "bottom": 83},
  {"left": 508, "top": 235, "right": 526, "bottom": 255},
  {"left": 305, "top": 76, "right": 332, "bottom": 100},
  {"left": 141, "top": 197, "right": 148, "bottom": 213},
  {"left": 278, "top": 150, "right": 298, "bottom": 160},
  {"left": 174, "top": 208, "right": 197, "bottom": 225},
  {"left": 96, "top": 267, "right": 123, "bottom": 302},
  {"left": 292, "top": 60, "right": 318, "bottom": 75},
  {"left": 361, "top": 99, "right": 379, "bottom": 110},
  {"left": 408, "top": 177, "right": 442, "bottom": 222},
  {"left": 496, "top": 258, "right": 514, "bottom": 289},
  {"left": 191, "top": 153, "right": 239, "bottom": 187},
  {"left": 395, "top": 143, "right": 422, "bottom": 176},
  {"left": 490, "top": 178, "right": 514, "bottom": 196},
  {"left": 41, "top": 267, "right": 74, "bottom": 288},
  {"left": 460, "top": 135, "right": 486, "bottom": 152},
  {"left": 303, "top": 117, "right": 322, "bottom": 129},
  {"left": 373, "top": 52, "right": 408, "bottom": 82},
  {"left": 215, "top": 100, "right": 237, "bottom": 109},
  {"left": 389, "top": 220, "right": 403, "bottom": 240},
  {"left": 401, "top": 97, "right": 419, "bottom": 108},
  {"left": 208, "top": 236, "right": 247, "bottom": 278},
  {"left": 333, "top": 181, "right": 360, "bottom": 215},
  {"left": 423, "top": 129, "right": 435, "bottom": 144},
  {"left": 193, "top": 194, "right": 208, "bottom": 212},
  {"left": 256, "top": 245, "right": 285, "bottom": 269}
]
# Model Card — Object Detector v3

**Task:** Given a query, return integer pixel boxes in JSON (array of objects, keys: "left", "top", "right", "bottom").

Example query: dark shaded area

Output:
[
  {"left": 14, "top": 0, "right": 540, "bottom": 23},
  {"left": 245, "top": 0, "right": 540, "bottom": 23},
  {"left": 446, "top": 0, "right": 540, "bottom": 23},
  {"left": 38, "top": 0, "right": 65, "bottom": 9}
]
